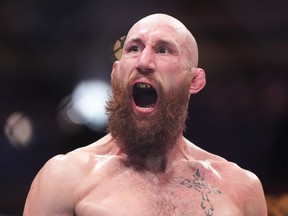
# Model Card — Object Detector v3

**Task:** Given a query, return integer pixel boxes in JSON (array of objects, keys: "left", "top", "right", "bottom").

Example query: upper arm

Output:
[
  {"left": 243, "top": 171, "right": 268, "bottom": 216},
  {"left": 23, "top": 155, "right": 78, "bottom": 216}
]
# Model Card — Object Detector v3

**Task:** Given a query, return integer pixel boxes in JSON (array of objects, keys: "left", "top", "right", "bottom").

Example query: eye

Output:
[
  {"left": 157, "top": 47, "right": 171, "bottom": 54},
  {"left": 128, "top": 45, "right": 142, "bottom": 53}
]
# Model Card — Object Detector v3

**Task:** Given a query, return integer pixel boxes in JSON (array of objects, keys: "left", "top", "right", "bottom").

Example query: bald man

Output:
[{"left": 24, "top": 14, "right": 267, "bottom": 215}]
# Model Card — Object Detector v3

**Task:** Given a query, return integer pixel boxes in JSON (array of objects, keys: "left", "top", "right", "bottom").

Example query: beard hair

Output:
[{"left": 106, "top": 73, "right": 191, "bottom": 164}]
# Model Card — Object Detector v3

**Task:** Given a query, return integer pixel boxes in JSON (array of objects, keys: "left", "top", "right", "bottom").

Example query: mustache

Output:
[
  {"left": 125, "top": 73, "right": 162, "bottom": 94},
  {"left": 127, "top": 73, "right": 157, "bottom": 84}
]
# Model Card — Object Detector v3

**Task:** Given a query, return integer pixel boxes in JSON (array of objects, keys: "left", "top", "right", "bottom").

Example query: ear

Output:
[
  {"left": 189, "top": 67, "right": 206, "bottom": 94},
  {"left": 111, "top": 61, "right": 119, "bottom": 81}
]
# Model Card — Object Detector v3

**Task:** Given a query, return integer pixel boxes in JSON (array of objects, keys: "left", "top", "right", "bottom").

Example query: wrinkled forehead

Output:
[{"left": 126, "top": 15, "right": 189, "bottom": 43}]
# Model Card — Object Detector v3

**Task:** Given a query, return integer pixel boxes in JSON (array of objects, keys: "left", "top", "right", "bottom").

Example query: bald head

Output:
[{"left": 126, "top": 13, "right": 199, "bottom": 67}]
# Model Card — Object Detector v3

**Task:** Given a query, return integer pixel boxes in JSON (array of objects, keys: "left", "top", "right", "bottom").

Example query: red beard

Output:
[{"left": 106, "top": 73, "right": 191, "bottom": 165}]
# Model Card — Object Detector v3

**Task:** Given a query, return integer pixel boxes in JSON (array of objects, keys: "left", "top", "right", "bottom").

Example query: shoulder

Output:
[
  {"left": 183, "top": 139, "right": 267, "bottom": 215},
  {"left": 23, "top": 151, "right": 89, "bottom": 215},
  {"left": 24, "top": 134, "right": 120, "bottom": 215},
  {"left": 223, "top": 163, "right": 267, "bottom": 215},
  {"left": 33, "top": 134, "right": 120, "bottom": 189},
  {"left": 25, "top": 147, "right": 96, "bottom": 204},
  {"left": 210, "top": 155, "right": 267, "bottom": 215},
  {"left": 215, "top": 161, "right": 267, "bottom": 215},
  {"left": 39, "top": 149, "right": 92, "bottom": 184},
  {"left": 37, "top": 134, "right": 119, "bottom": 184},
  {"left": 186, "top": 140, "right": 265, "bottom": 202}
]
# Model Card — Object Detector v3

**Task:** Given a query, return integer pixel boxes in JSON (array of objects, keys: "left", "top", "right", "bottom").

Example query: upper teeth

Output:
[{"left": 137, "top": 83, "right": 151, "bottom": 88}]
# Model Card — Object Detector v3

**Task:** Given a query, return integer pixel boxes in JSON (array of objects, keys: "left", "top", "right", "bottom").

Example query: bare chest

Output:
[{"left": 75, "top": 168, "right": 243, "bottom": 216}]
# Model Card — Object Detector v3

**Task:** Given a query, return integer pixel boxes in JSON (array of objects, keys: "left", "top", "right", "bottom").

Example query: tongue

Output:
[{"left": 136, "top": 95, "right": 156, "bottom": 108}]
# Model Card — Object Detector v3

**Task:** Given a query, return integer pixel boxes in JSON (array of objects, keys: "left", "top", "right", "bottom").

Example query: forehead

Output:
[{"left": 126, "top": 18, "right": 187, "bottom": 45}]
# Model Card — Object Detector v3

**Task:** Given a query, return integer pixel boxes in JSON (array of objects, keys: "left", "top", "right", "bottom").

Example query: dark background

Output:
[{"left": 1, "top": 0, "right": 288, "bottom": 214}]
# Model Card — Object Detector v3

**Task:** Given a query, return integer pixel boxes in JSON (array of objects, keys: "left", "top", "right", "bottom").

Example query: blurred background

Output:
[{"left": 0, "top": 0, "right": 288, "bottom": 215}]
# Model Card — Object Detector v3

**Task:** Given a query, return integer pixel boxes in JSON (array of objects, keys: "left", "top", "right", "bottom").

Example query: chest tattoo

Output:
[{"left": 180, "top": 169, "right": 222, "bottom": 216}]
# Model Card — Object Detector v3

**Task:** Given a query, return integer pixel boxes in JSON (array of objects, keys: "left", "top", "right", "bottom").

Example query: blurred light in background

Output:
[
  {"left": 4, "top": 112, "right": 33, "bottom": 149},
  {"left": 60, "top": 79, "right": 111, "bottom": 132}
]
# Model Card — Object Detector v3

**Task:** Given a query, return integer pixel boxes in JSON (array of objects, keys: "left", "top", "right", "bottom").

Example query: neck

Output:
[
  {"left": 121, "top": 136, "right": 186, "bottom": 173},
  {"left": 124, "top": 154, "right": 167, "bottom": 172}
]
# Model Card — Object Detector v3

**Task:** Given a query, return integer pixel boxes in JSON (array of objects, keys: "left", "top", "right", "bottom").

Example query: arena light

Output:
[
  {"left": 66, "top": 79, "right": 111, "bottom": 131},
  {"left": 4, "top": 112, "right": 33, "bottom": 149}
]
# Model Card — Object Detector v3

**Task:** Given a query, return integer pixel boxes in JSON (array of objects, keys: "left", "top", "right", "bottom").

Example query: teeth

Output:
[{"left": 137, "top": 83, "right": 151, "bottom": 88}]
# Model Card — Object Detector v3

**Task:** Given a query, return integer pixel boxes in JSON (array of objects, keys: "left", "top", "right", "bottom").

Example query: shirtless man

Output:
[{"left": 24, "top": 13, "right": 267, "bottom": 215}]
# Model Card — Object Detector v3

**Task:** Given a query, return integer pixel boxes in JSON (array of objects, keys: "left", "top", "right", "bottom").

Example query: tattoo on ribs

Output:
[{"left": 180, "top": 169, "right": 222, "bottom": 216}]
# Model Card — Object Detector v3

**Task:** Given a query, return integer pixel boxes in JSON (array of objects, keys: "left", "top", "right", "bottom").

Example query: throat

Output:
[{"left": 123, "top": 155, "right": 167, "bottom": 173}]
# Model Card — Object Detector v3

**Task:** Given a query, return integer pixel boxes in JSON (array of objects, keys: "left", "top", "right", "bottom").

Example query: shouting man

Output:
[{"left": 24, "top": 13, "right": 267, "bottom": 216}]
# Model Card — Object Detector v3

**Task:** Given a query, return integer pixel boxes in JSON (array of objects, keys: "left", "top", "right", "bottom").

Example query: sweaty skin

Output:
[{"left": 24, "top": 14, "right": 267, "bottom": 216}]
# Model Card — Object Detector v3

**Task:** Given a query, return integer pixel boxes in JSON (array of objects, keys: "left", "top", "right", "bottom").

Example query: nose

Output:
[{"left": 136, "top": 47, "right": 155, "bottom": 75}]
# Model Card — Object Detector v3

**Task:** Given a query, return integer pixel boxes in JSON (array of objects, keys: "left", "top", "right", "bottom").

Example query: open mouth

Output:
[{"left": 132, "top": 82, "right": 158, "bottom": 109}]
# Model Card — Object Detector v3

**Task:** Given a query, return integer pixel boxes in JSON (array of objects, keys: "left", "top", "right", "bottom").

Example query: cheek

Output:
[
  {"left": 161, "top": 67, "right": 184, "bottom": 85},
  {"left": 161, "top": 75, "right": 179, "bottom": 93},
  {"left": 115, "top": 62, "right": 131, "bottom": 85}
]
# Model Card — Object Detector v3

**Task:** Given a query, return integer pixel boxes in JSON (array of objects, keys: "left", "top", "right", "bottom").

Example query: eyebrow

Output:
[
  {"left": 124, "top": 38, "right": 143, "bottom": 47},
  {"left": 125, "top": 37, "right": 178, "bottom": 49}
]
